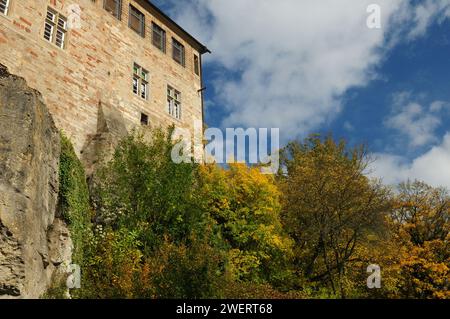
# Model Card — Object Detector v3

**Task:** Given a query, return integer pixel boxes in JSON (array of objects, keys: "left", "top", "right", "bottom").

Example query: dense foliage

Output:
[
  {"left": 56, "top": 130, "right": 449, "bottom": 299},
  {"left": 198, "top": 163, "right": 294, "bottom": 287},
  {"left": 278, "top": 136, "right": 392, "bottom": 297},
  {"left": 58, "top": 134, "right": 92, "bottom": 273}
]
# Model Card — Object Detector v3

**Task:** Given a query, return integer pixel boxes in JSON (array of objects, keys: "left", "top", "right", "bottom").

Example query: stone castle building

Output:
[{"left": 0, "top": 0, "right": 209, "bottom": 154}]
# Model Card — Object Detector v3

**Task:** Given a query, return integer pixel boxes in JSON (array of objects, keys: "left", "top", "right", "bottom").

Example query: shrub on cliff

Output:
[{"left": 58, "top": 133, "right": 92, "bottom": 265}]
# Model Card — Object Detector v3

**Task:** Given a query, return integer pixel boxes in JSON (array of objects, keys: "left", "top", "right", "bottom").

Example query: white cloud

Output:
[
  {"left": 159, "top": 0, "right": 450, "bottom": 187},
  {"left": 378, "top": 95, "right": 450, "bottom": 186},
  {"left": 406, "top": 0, "right": 450, "bottom": 39},
  {"left": 430, "top": 100, "right": 450, "bottom": 112},
  {"left": 164, "top": 0, "right": 450, "bottom": 140},
  {"left": 384, "top": 98, "right": 445, "bottom": 148},
  {"left": 184, "top": 0, "right": 403, "bottom": 138},
  {"left": 372, "top": 133, "right": 450, "bottom": 189}
]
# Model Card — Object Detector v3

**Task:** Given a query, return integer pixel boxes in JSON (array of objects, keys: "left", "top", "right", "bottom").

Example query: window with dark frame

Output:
[
  {"left": 172, "top": 38, "right": 185, "bottom": 66},
  {"left": 43, "top": 8, "right": 67, "bottom": 49},
  {"left": 194, "top": 54, "right": 200, "bottom": 75},
  {"left": 133, "top": 63, "right": 149, "bottom": 100},
  {"left": 103, "top": 0, "right": 122, "bottom": 20},
  {"left": 140, "top": 113, "right": 149, "bottom": 126},
  {"left": 129, "top": 5, "right": 145, "bottom": 37},
  {"left": 0, "top": 0, "right": 10, "bottom": 15},
  {"left": 152, "top": 22, "right": 166, "bottom": 53}
]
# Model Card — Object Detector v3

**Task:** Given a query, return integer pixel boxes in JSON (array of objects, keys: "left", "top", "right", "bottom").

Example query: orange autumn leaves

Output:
[{"left": 391, "top": 182, "right": 449, "bottom": 299}]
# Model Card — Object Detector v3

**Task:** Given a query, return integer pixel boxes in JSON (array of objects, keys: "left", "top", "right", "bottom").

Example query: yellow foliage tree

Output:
[
  {"left": 391, "top": 181, "right": 450, "bottom": 299},
  {"left": 198, "top": 163, "right": 294, "bottom": 287},
  {"left": 278, "top": 135, "right": 392, "bottom": 298}
]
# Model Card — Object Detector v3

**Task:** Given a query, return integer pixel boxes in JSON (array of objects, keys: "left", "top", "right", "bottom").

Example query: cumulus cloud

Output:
[
  {"left": 384, "top": 94, "right": 448, "bottom": 148},
  {"left": 371, "top": 133, "right": 450, "bottom": 189},
  {"left": 376, "top": 93, "right": 450, "bottom": 187},
  {"left": 156, "top": 0, "right": 450, "bottom": 187},
  {"left": 170, "top": 0, "right": 405, "bottom": 138},
  {"left": 160, "top": 0, "right": 450, "bottom": 141}
]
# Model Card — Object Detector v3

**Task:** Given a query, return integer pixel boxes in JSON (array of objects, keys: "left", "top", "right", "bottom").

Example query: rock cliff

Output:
[{"left": 0, "top": 64, "right": 72, "bottom": 298}]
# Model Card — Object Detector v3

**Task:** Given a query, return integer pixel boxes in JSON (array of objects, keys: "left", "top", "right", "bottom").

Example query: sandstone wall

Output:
[{"left": 0, "top": 0, "right": 204, "bottom": 154}]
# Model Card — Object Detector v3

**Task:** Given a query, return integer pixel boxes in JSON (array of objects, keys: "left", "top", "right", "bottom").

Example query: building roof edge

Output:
[{"left": 147, "top": 1, "right": 211, "bottom": 54}]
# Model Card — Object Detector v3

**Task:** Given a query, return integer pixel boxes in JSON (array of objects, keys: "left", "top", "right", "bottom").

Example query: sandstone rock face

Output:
[
  {"left": 0, "top": 220, "right": 24, "bottom": 296},
  {"left": 0, "top": 64, "right": 71, "bottom": 298}
]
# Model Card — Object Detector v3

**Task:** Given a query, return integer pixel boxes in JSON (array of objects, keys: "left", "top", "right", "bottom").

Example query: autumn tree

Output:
[
  {"left": 198, "top": 163, "right": 294, "bottom": 289},
  {"left": 278, "top": 135, "right": 391, "bottom": 298},
  {"left": 391, "top": 181, "right": 449, "bottom": 299},
  {"left": 58, "top": 126, "right": 450, "bottom": 299},
  {"left": 392, "top": 181, "right": 449, "bottom": 245}
]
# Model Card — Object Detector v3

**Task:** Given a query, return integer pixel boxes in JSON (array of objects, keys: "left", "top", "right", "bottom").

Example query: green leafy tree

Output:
[
  {"left": 92, "top": 128, "right": 207, "bottom": 251},
  {"left": 85, "top": 128, "right": 222, "bottom": 298}
]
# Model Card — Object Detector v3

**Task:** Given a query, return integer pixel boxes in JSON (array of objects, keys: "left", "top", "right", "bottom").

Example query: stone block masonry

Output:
[{"left": 0, "top": 0, "right": 207, "bottom": 154}]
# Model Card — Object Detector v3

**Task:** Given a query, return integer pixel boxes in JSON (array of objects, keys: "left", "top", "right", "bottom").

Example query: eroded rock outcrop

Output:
[
  {"left": 0, "top": 64, "right": 71, "bottom": 298},
  {"left": 0, "top": 220, "right": 24, "bottom": 296}
]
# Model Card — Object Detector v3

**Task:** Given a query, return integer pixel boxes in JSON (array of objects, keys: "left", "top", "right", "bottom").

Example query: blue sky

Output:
[
  {"left": 153, "top": 0, "right": 450, "bottom": 188},
  {"left": 328, "top": 19, "right": 450, "bottom": 153}
]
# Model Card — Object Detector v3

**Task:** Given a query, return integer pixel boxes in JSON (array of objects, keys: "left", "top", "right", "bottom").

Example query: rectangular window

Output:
[
  {"left": 132, "top": 77, "right": 139, "bottom": 95},
  {"left": 129, "top": 5, "right": 145, "bottom": 37},
  {"left": 55, "top": 18, "right": 67, "bottom": 48},
  {"left": 0, "top": 0, "right": 10, "bottom": 15},
  {"left": 194, "top": 55, "right": 200, "bottom": 75},
  {"left": 133, "top": 63, "right": 148, "bottom": 100},
  {"left": 103, "top": 0, "right": 122, "bottom": 20},
  {"left": 172, "top": 38, "right": 185, "bottom": 66},
  {"left": 140, "top": 113, "right": 149, "bottom": 126},
  {"left": 44, "top": 8, "right": 67, "bottom": 49},
  {"left": 167, "top": 86, "right": 181, "bottom": 120},
  {"left": 152, "top": 22, "right": 166, "bottom": 53},
  {"left": 140, "top": 82, "right": 147, "bottom": 99},
  {"left": 44, "top": 17, "right": 54, "bottom": 42}
]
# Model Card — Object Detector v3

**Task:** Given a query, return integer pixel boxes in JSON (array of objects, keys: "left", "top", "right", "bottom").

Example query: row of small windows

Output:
[
  {"left": 103, "top": 0, "right": 199, "bottom": 74},
  {"left": 132, "top": 63, "right": 182, "bottom": 120},
  {"left": 1, "top": 1, "right": 200, "bottom": 76},
  {"left": 1, "top": 1, "right": 186, "bottom": 124}
]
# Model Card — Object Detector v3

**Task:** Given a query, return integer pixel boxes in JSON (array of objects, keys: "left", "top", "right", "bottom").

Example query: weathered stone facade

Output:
[{"left": 0, "top": 0, "right": 207, "bottom": 154}]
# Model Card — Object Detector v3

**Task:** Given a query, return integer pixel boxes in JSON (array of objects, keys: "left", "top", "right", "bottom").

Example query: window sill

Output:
[
  {"left": 0, "top": 13, "right": 14, "bottom": 23},
  {"left": 41, "top": 38, "right": 67, "bottom": 52},
  {"left": 132, "top": 92, "right": 149, "bottom": 102},
  {"left": 168, "top": 114, "right": 183, "bottom": 123},
  {"left": 128, "top": 27, "right": 145, "bottom": 39},
  {"left": 173, "top": 60, "right": 186, "bottom": 68},
  {"left": 152, "top": 43, "right": 166, "bottom": 55}
]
